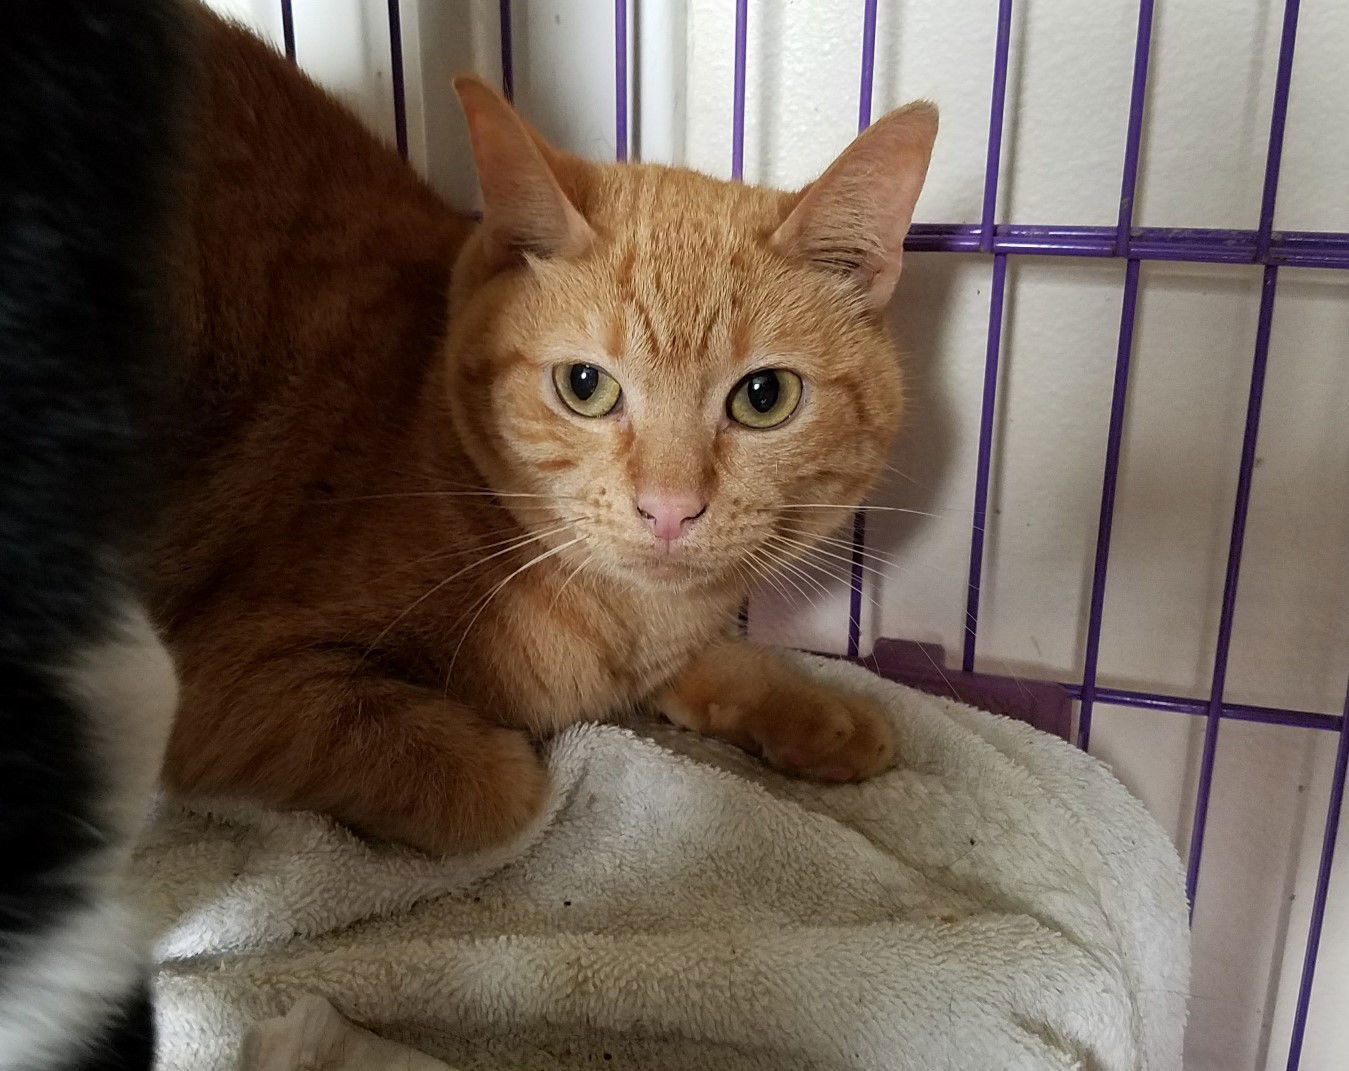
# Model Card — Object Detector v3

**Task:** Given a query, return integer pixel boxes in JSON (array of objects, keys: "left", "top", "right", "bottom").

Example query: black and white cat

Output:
[{"left": 0, "top": 2, "right": 187, "bottom": 1068}]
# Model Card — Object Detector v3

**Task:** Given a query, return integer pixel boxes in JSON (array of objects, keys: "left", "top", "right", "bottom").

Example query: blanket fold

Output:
[{"left": 135, "top": 654, "right": 1188, "bottom": 1070}]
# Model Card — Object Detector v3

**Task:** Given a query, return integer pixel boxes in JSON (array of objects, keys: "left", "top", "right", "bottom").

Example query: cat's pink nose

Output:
[{"left": 636, "top": 491, "right": 707, "bottom": 543}]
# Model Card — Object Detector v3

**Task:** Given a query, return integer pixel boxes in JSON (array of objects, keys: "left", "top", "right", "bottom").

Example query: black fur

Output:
[
  {"left": 0, "top": 1, "right": 188, "bottom": 1067},
  {"left": 58, "top": 985, "right": 156, "bottom": 1071}
]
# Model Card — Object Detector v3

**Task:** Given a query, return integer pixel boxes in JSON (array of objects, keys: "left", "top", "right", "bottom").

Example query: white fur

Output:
[
  {"left": 65, "top": 602, "right": 179, "bottom": 854},
  {"left": 0, "top": 602, "right": 177, "bottom": 1071},
  {"left": 0, "top": 896, "right": 147, "bottom": 1071}
]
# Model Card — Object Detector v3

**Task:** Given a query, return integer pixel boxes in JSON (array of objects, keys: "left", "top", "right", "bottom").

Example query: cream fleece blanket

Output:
[{"left": 133, "top": 654, "right": 1188, "bottom": 1070}]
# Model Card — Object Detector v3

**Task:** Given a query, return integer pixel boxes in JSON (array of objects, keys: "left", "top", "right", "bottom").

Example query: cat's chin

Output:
[{"left": 608, "top": 550, "right": 723, "bottom": 592}]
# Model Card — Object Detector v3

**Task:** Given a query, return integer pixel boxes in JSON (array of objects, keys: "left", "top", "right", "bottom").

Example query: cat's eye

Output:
[
  {"left": 552, "top": 362, "right": 622, "bottom": 418},
  {"left": 726, "top": 369, "right": 803, "bottom": 429}
]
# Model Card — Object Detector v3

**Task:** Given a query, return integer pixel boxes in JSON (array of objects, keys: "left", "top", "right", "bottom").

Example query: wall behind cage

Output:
[{"left": 206, "top": 3, "right": 1348, "bottom": 1069}]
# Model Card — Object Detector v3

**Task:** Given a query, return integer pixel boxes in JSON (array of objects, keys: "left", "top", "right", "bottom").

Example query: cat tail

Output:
[{"left": 0, "top": 1, "right": 191, "bottom": 1068}]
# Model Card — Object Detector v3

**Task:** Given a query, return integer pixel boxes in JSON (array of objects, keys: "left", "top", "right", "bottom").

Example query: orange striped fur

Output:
[{"left": 154, "top": 9, "right": 937, "bottom": 853}]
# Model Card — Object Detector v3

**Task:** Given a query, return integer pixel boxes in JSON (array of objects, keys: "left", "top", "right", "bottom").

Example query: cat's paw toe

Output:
[{"left": 759, "top": 689, "right": 894, "bottom": 783}]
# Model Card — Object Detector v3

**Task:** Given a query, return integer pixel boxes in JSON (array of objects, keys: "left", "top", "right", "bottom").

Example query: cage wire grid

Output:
[{"left": 281, "top": 0, "right": 1348, "bottom": 1064}]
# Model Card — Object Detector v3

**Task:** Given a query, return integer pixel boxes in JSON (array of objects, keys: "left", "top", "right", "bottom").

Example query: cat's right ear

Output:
[{"left": 453, "top": 75, "right": 595, "bottom": 270}]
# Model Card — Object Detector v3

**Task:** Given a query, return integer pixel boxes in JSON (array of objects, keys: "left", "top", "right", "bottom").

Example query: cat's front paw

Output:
[
  {"left": 745, "top": 682, "right": 895, "bottom": 783},
  {"left": 659, "top": 643, "right": 897, "bottom": 783},
  {"left": 659, "top": 656, "right": 896, "bottom": 783}
]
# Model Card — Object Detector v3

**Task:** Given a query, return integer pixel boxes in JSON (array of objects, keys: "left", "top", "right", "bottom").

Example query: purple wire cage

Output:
[{"left": 286, "top": 0, "right": 1346, "bottom": 1064}]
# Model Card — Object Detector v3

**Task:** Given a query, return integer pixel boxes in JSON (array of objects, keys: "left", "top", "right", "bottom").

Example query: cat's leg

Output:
[
  {"left": 166, "top": 654, "right": 547, "bottom": 856},
  {"left": 654, "top": 640, "right": 894, "bottom": 782}
]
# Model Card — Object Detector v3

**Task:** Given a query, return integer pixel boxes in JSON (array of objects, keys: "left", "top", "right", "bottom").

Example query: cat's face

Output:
[{"left": 446, "top": 80, "right": 936, "bottom": 593}]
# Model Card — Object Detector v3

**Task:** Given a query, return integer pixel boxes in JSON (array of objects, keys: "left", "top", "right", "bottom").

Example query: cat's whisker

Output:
[
  {"left": 776, "top": 524, "right": 988, "bottom": 605},
  {"left": 773, "top": 531, "right": 993, "bottom": 643},
  {"left": 728, "top": 560, "right": 758, "bottom": 608},
  {"left": 907, "top": 631, "right": 966, "bottom": 703},
  {"left": 446, "top": 536, "right": 584, "bottom": 686},
  {"left": 365, "top": 470, "right": 565, "bottom": 495},
  {"left": 757, "top": 546, "right": 833, "bottom": 607},
  {"left": 731, "top": 556, "right": 788, "bottom": 619},
  {"left": 776, "top": 528, "right": 989, "bottom": 626},
  {"left": 741, "top": 556, "right": 791, "bottom": 607},
  {"left": 548, "top": 551, "right": 594, "bottom": 615},
  {"left": 313, "top": 490, "right": 565, "bottom": 505},
  {"left": 767, "top": 533, "right": 892, "bottom": 585},
  {"left": 751, "top": 548, "right": 825, "bottom": 612},
  {"left": 774, "top": 526, "right": 907, "bottom": 586},
  {"left": 762, "top": 543, "right": 885, "bottom": 616},
  {"left": 360, "top": 523, "right": 574, "bottom": 662},
  {"left": 769, "top": 537, "right": 961, "bottom": 697},
  {"left": 773, "top": 531, "right": 1034, "bottom": 704},
  {"left": 777, "top": 526, "right": 909, "bottom": 575},
  {"left": 878, "top": 461, "right": 924, "bottom": 488},
  {"left": 761, "top": 539, "right": 890, "bottom": 646},
  {"left": 415, "top": 477, "right": 586, "bottom": 502},
  {"left": 764, "top": 546, "right": 877, "bottom": 640},
  {"left": 776, "top": 555, "right": 834, "bottom": 601},
  {"left": 785, "top": 533, "right": 1021, "bottom": 691},
  {"left": 746, "top": 524, "right": 870, "bottom": 616},
  {"left": 551, "top": 508, "right": 604, "bottom": 529},
  {"left": 369, "top": 522, "right": 571, "bottom": 584},
  {"left": 771, "top": 502, "right": 969, "bottom": 523},
  {"left": 738, "top": 548, "right": 795, "bottom": 607}
]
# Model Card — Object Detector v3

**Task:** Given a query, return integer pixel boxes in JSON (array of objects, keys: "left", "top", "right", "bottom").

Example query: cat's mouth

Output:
[
  {"left": 636, "top": 548, "right": 695, "bottom": 576},
  {"left": 613, "top": 543, "right": 721, "bottom": 587}
]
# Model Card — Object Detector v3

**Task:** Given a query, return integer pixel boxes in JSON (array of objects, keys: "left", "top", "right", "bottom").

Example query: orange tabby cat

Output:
[{"left": 155, "top": 8, "right": 937, "bottom": 855}]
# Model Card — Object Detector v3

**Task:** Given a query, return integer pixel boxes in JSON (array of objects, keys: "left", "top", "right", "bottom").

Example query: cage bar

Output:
[
  {"left": 280, "top": 0, "right": 295, "bottom": 62},
  {"left": 1286, "top": 678, "right": 1349, "bottom": 1068},
  {"left": 904, "top": 223, "right": 1349, "bottom": 268},
  {"left": 1062, "top": 684, "right": 1342, "bottom": 733},
  {"left": 1114, "top": 0, "right": 1155, "bottom": 253},
  {"left": 1076, "top": 0, "right": 1156, "bottom": 752},
  {"left": 962, "top": 254, "right": 1006, "bottom": 674},
  {"left": 846, "top": 511, "right": 865, "bottom": 657},
  {"left": 978, "top": 0, "right": 1014, "bottom": 253},
  {"left": 498, "top": 0, "right": 514, "bottom": 103},
  {"left": 1258, "top": 0, "right": 1302, "bottom": 260},
  {"left": 846, "top": 0, "right": 880, "bottom": 659},
  {"left": 387, "top": 0, "right": 408, "bottom": 161},
  {"left": 614, "top": 0, "right": 628, "bottom": 161},
  {"left": 857, "top": 0, "right": 877, "bottom": 134},
  {"left": 728, "top": 0, "right": 749, "bottom": 632},
  {"left": 1075, "top": 258, "right": 1140, "bottom": 753},
  {"left": 1185, "top": 264, "right": 1279, "bottom": 911},
  {"left": 731, "top": 0, "right": 748, "bottom": 181},
  {"left": 1185, "top": 0, "right": 1301, "bottom": 915},
  {"left": 960, "top": 0, "right": 1014, "bottom": 673}
]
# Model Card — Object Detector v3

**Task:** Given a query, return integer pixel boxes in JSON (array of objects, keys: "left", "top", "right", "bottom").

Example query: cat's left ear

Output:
[
  {"left": 770, "top": 101, "right": 938, "bottom": 311},
  {"left": 453, "top": 75, "right": 595, "bottom": 270}
]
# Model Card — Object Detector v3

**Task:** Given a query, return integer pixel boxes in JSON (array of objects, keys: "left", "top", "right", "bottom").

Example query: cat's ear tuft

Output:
[
  {"left": 453, "top": 75, "right": 595, "bottom": 270},
  {"left": 770, "top": 101, "right": 938, "bottom": 311}
]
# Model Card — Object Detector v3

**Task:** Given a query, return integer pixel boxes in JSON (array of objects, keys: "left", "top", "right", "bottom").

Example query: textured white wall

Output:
[{"left": 207, "top": 3, "right": 1349, "bottom": 1068}]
